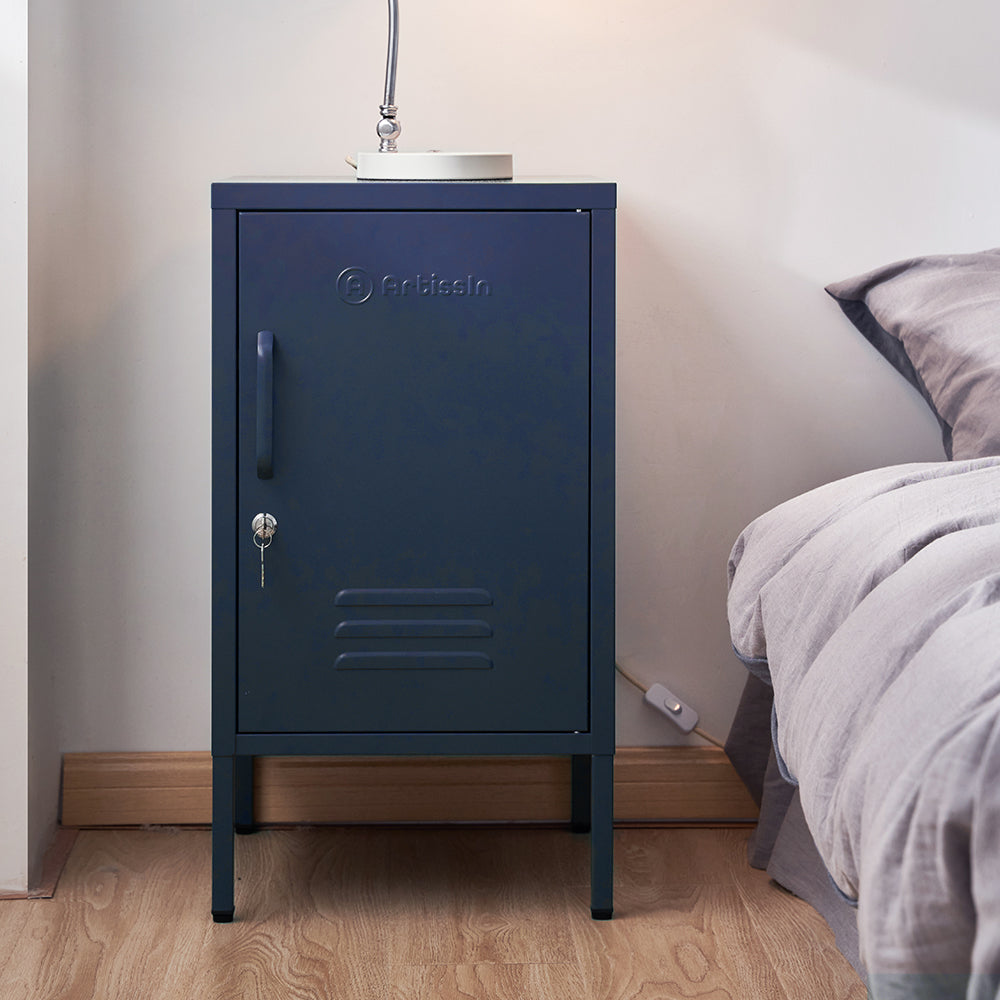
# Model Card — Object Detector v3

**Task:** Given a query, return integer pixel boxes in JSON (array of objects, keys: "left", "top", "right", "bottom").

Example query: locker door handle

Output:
[{"left": 256, "top": 330, "right": 274, "bottom": 479}]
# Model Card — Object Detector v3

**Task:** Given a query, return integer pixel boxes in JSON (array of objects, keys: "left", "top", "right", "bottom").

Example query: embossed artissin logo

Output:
[
  {"left": 337, "top": 267, "right": 492, "bottom": 305},
  {"left": 336, "top": 267, "right": 373, "bottom": 304}
]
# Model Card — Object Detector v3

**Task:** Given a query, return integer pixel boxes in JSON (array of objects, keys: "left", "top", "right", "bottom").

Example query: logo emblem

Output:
[{"left": 337, "top": 267, "right": 373, "bottom": 305}]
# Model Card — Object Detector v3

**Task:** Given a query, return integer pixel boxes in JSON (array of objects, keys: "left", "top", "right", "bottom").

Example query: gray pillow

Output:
[{"left": 826, "top": 249, "right": 1000, "bottom": 460}]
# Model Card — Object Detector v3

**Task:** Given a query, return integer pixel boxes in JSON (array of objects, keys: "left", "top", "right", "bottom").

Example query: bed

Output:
[{"left": 724, "top": 249, "right": 1000, "bottom": 999}]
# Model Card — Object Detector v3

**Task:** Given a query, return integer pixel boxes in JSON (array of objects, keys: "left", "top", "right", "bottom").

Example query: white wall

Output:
[
  {"left": 1, "top": 0, "right": 28, "bottom": 892},
  {"left": 25, "top": 0, "right": 1000, "bottom": 775}
]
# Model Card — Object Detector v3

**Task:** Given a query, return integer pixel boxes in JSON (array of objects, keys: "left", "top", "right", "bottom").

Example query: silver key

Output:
[{"left": 251, "top": 513, "right": 277, "bottom": 589}]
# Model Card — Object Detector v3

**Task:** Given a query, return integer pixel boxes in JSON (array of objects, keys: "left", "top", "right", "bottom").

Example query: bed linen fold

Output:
[{"left": 727, "top": 456, "right": 1000, "bottom": 993}]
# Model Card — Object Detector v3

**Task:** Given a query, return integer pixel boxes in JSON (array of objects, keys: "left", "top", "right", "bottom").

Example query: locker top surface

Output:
[{"left": 211, "top": 176, "right": 617, "bottom": 212}]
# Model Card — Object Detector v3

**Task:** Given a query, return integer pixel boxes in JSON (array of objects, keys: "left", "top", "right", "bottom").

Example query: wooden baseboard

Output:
[{"left": 60, "top": 747, "right": 758, "bottom": 828}]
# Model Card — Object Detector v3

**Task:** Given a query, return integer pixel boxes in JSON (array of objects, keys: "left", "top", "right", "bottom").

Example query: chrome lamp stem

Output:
[{"left": 377, "top": 0, "right": 401, "bottom": 152}]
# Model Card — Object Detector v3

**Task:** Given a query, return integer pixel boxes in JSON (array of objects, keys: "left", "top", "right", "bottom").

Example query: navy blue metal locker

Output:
[{"left": 212, "top": 179, "right": 616, "bottom": 921}]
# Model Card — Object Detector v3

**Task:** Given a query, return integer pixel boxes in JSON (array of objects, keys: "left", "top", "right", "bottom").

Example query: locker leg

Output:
[
  {"left": 590, "top": 753, "right": 614, "bottom": 920},
  {"left": 234, "top": 755, "right": 255, "bottom": 835},
  {"left": 570, "top": 755, "right": 591, "bottom": 832},
  {"left": 212, "top": 755, "right": 235, "bottom": 922}
]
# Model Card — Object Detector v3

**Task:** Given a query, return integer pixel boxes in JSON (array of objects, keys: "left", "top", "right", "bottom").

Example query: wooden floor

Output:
[{"left": 0, "top": 826, "right": 865, "bottom": 1000}]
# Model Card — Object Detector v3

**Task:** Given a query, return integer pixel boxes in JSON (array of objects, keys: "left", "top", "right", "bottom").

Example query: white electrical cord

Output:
[{"left": 615, "top": 662, "right": 725, "bottom": 749}]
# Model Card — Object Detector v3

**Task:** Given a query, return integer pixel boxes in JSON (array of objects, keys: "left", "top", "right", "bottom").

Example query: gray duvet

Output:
[{"left": 728, "top": 457, "right": 1000, "bottom": 998}]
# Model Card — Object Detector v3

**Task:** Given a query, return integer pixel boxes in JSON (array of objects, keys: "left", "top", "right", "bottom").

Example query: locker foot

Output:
[
  {"left": 591, "top": 907, "right": 613, "bottom": 920},
  {"left": 235, "top": 824, "right": 257, "bottom": 836},
  {"left": 212, "top": 910, "right": 234, "bottom": 923}
]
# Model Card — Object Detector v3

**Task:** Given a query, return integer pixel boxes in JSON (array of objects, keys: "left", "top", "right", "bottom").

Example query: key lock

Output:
[
  {"left": 253, "top": 331, "right": 278, "bottom": 589},
  {"left": 252, "top": 513, "right": 277, "bottom": 589}
]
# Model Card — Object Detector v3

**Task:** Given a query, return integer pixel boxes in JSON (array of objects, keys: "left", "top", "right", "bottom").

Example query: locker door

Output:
[{"left": 236, "top": 210, "right": 591, "bottom": 733}]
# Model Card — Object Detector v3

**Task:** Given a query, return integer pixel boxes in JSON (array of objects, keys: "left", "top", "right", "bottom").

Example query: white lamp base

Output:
[{"left": 354, "top": 151, "right": 513, "bottom": 181}]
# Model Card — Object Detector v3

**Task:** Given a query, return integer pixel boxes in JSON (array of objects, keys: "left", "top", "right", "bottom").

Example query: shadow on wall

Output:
[
  {"left": 615, "top": 207, "right": 941, "bottom": 535},
  {"left": 29, "top": 245, "right": 212, "bottom": 754},
  {"left": 614, "top": 209, "right": 827, "bottom": 742}
]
